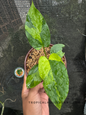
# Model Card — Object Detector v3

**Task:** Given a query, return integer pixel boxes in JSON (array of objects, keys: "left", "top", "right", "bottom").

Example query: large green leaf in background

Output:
[
  {"left": 26, "top": 64, "right": 42, "bottom": 88},
  {"left": 25, "top": 1, "right": 50, "bottom": 50},
  {"left": 38, "top": 55, "right": 69, "bottom": 110},
  {"left": 50, "top": 44, "right": 65, "bottom": 58}
]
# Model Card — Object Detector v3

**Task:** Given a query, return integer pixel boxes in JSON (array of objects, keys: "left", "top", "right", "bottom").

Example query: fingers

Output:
[
  {"left": 23, "top": 73, "right": 27, "bottom": 91},
  {"left": 39, "top": 87, "right": 45, "bottom": 93},
  {"left": 21, "top": 73, "right": 29, "bottom": 99},
  {"left": 24, "top": 72, "right": 27, "bottom": 84},
  {"left": 35, "top": 82, "right": 44, "bottom": 92},
  {"left": 31, "top": 82, "right": 44, "bottom": 93}
]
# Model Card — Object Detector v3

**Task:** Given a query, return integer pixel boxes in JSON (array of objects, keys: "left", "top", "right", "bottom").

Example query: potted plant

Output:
[{"left": 24, "top": 1, "right": 69, "bottom": 110}]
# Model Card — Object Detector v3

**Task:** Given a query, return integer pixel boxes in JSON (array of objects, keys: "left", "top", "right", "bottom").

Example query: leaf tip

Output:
[{"left": 31, "top": 0, "right": 35, "bottom": 7}]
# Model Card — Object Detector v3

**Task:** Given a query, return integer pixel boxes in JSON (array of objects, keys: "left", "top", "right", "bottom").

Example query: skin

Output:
[{"left": 21, "top": 73, "right": 49, "bottom": 115}]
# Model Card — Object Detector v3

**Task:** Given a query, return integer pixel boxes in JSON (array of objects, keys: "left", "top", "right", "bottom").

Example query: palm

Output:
[
  {"left": 22, "top": 74, "right": 49, "bottom": 115},
  {"left": 39, "top": 92, "right": 49, "bottom": 115},
  {"left": 29, "top": 91, "right": 49, "bottom": 115}
]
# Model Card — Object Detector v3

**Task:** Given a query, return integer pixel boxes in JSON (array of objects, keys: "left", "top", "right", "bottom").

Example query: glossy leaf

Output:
[
  {"left": 26, "top": 64, "right": 42, "bottom": 88},
  {"left": 25, "top": 1, "right": 50, "bottom": 50},
  {"left": 50, "top": 44, "right": 65, "bottom": 57},
  {"left": 38, "top": 56, "right": 69, "bottom": 110}
]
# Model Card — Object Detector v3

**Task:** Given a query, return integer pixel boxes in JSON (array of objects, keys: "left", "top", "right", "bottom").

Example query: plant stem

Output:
[
  {"left": 43, "top": 47, "right": 47, "bottom": 58},
  {"left": 0, "top": 99, "right": 16, "bottom": 115},
  {"left": 0, "top": 101, "right": 4, "bottom": 115}
]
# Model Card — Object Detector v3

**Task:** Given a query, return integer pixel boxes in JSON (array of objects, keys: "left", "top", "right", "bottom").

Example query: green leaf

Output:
[
  {"left": 26, "top": 64, "right": 42, "bottom": 88},
  {"left": 50, "top": 44, "right": 65, "bottom": 57},
  {"left": 56, "top": 51, "right": 65, "bottom": 58},
  {"left": 50, "top": 44, "right": 65, "bottom": 53},
  {"left": 40, "top": 18, "right": 50, "bottom": 47},
  {"left": 43, "top": 70, "right": 61, "bottom": 105},
  {"left": 49, "top": 53, "right": 63, "bottom": 62},
  {"left": 25, "top": 1, "right": 50, "bottom": 50},
  {"left": 43, "top": 71, "right": 62, "bottom": 109},
  {"left": 49, "top": 60, "right": 69, "bottom": 108},
  {"left": 25, "top": 30, "right": 42, "bottom": 50},
  {"left": 38, "top": 56, "right": 50, "bottom": 80},
  {"left": 38, "top": 56, "right": 69, "bottom": 110}
]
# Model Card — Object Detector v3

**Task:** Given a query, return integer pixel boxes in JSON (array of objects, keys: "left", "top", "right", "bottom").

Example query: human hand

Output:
[{"left": 21, "top": 73, "right": 49, "bottom": 115}]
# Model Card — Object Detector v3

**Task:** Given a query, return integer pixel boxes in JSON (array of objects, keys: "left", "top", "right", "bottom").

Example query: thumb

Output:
[
  {"left": 22, "top": 73, "right": 29, "bottom": 99},
  {"left": 31, "top": 82, "right": 43, "bottom": 93}
]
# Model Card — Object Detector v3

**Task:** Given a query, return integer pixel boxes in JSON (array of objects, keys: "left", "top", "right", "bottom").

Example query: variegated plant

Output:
[{"left": 25, "top": 1, "right": 69, "bottom": 110}]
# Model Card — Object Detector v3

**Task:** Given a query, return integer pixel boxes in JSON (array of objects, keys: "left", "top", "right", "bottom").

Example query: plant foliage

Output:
[
  {"left": 25, "top": 1, "right": 50, "bottom": 50},
  {"left": 25, "top": 1, "right": 69, "bottom": 110}
]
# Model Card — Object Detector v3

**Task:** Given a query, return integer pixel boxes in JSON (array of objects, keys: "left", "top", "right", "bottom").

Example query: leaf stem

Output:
[{"left": 43, "top": 47, "right": 47, "bottom": 58}]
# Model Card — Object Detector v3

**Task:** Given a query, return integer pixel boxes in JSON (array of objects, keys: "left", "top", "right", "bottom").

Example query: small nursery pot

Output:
[{"left": 24, "top": 44, "right": 67, "bottom": 75}]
